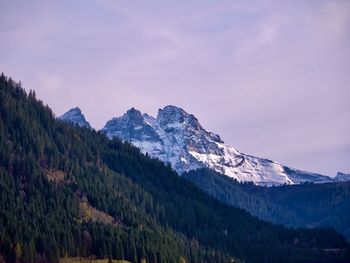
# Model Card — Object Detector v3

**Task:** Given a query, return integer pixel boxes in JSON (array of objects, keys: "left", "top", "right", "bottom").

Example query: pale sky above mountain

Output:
[{"left": 1, "top": 0, "right": 349, "bottom": 176}]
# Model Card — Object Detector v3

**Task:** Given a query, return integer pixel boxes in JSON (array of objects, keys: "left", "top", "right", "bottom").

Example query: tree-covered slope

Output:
[
  {"left": 183, "top": 168, "right": 350, "bottom": 240},
  {"left": 0, "top": 75, "right": 233, "bottom": 263},
  {"left": 0, "top": 73, "right": 349, "bottom": 263}
]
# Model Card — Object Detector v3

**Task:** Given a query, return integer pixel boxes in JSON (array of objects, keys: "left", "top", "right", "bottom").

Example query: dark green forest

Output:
[
  {"left": 0, "top": 73, "right": 349, "bottom": 263},
  {"left": 183, "top": 168, "right": 350, "bottom": 240}
]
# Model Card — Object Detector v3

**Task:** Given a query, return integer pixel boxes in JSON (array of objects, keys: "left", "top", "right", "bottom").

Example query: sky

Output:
[{"left": 1, "top": 0, "right": 349, "bottom": 176}]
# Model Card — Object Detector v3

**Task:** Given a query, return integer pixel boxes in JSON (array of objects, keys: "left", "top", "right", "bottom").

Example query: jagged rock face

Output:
[
  {"left": 58, "top": 107, "right": 92, "bottom": 129},
  {"left": 103, "top": 106, "right": 203, "bottom": 173},
  {"left": 102, "top": 105, "right": 303, "bottom": 185},
  {"left": 103, "top": 108, "right": 160, "bottom": 142}
]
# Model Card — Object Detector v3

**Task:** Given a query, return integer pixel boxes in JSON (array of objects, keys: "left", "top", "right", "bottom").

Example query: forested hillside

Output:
[
  {"left": 183, "top": 168, "right": 350, "bottom": 240},
  {"left": 0, "top": 73, "right": 349, "bottom": 263}
]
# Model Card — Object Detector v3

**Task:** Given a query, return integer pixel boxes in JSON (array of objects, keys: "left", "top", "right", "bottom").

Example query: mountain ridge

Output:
[
  {"left": 59, "top": 105, "right": 347, "bottom": 186},
  {"left": 62, "top": 105, "right": 344, "bottom": 185}
]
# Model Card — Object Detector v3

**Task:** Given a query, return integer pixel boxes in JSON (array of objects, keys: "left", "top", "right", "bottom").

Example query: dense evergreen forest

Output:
[
  {"left": 183, "top": 168, "right": 350, "bottom": 241},
  {"left": 0, "top": 73, "right": 349, "bottom": 263}
]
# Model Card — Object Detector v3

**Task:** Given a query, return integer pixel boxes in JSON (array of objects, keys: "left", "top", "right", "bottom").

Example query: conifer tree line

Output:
[{"left": 0, "top": 73, "right": 349, "bottom": 263}]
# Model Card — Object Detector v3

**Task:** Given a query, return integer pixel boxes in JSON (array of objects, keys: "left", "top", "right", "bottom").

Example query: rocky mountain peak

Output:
[
  {"left": 125, "top": 107, "right": 143, "bottom": 121},
  {"left": 157, "top": 105, "right": 188, "bottom": 126},
  {"left": 157, "top": 105, "right": 204, "bottom": 133},
  {"left": 102, "top": 108, "right": 160, "bottom": 142},
  {"left": 58, "top": 107, "right": 92, "bottom": 129},
  {"left": 70, "top": 106, "right": 81, "bottom": 113}
]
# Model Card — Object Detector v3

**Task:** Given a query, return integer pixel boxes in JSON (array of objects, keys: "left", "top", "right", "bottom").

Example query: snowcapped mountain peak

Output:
[
  {"left": 58, "top": 107, "right": 92, "bottom": 129},
  {"left": 100, "top": 105, "right": 339, "bottom": 185},
  {"left": 56, "top": 104, "right": 345, "bottom": 185}
]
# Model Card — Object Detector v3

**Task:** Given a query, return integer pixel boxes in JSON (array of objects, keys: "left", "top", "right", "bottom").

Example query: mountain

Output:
[
  {"left": 58, "top": 107, "right": 92, "bottom": 129},
  {"left": 102, "top": 105, "right": 335, "bottom": 186},
  {"left": 2, "top": 73, "right": 350, "bottom": 263},
  {"left": 335, "top": 172, "right": 350, "bottom": 182}
]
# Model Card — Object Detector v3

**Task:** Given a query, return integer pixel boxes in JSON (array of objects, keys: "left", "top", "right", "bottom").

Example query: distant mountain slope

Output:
[
  {"left": 183, "top": 168, "right": 350, "bottom": 240},
  {"left": 1, "top": 74, "right": 350, "bottom": 263},
  {"left": 283, "top": 166, "right": 334, "bottom": 184},
  {"left": 335, "top": 172, "right": 350, "bottom": 182},
  {"left": 99, "top": 105, "right": 336, "bottom": 186}
]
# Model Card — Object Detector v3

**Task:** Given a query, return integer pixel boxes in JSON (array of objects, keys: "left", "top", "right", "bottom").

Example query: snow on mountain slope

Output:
[
  {"left": 101, "top": 105, "right": 336, "bottom": 185},
  {"left": 335, "top": 172, "right": 350, "bottom": 182},
  {"left": 58, "top": 107, "right": 92, "bottom": 129},
  {"left": 282, "top": 166, "right": 333, "bottom": 184}
]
